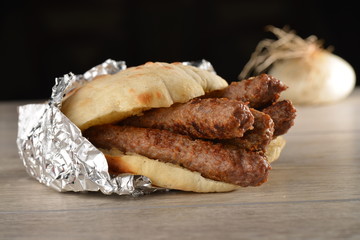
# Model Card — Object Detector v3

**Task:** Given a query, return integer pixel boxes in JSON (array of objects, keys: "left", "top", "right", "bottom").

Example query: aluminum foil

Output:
[{"left": 17, "top": 59, "right": 216, "bottom": 196}]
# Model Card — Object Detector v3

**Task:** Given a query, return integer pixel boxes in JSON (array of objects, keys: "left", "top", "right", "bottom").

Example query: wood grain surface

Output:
[{"left": 1, "top": 89, "right": 360, "bottom": 240}]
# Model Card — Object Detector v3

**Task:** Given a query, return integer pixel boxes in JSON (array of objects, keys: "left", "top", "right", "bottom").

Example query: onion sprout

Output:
[{"left": 239, "top": 25, "right": 331, "bottom": 80}]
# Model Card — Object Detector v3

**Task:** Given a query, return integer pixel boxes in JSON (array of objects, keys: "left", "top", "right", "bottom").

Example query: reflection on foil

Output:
[{"left": 16, "top": 59, "right": 215, "bottom": 196}]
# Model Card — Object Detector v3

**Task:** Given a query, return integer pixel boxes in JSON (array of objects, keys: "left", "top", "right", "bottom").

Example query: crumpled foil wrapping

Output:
[{"left": 17, "top": 59, "right": 216, "bottom": 196}]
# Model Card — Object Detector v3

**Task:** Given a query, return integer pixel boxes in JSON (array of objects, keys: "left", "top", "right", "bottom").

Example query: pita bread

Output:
[{"left": 62, "top": 62, "right": 228, "bottom": 130}]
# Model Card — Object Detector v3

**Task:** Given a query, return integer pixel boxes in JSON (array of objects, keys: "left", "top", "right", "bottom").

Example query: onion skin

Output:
[{"left": 269, "top": 50, "right": 356, "bottom": 105}]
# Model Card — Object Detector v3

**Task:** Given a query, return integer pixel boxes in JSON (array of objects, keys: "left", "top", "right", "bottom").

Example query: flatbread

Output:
[{"left": 61, "top": 62, "right": 228, "bottom": 130}]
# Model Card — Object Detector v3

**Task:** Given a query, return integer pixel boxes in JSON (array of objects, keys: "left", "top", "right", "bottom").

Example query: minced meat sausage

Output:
[
  {"left": 205, "top": 73, "right": 288, "bottom": 109},
  {"left": 83, "top": 124, "right": 271, "bottom": 187},
  {"left": 121, "top": 98, "right": 254, "bottom": 139}
]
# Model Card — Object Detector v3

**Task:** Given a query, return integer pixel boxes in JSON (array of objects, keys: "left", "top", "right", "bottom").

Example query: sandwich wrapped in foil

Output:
[{"left": 16, "top": 59, "right": 216, "bottom": 196}]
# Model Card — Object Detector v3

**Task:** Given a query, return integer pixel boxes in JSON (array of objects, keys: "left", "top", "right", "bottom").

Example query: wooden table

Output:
[{"left": 1, "top": 89, "right": 360, "bottom": 240}]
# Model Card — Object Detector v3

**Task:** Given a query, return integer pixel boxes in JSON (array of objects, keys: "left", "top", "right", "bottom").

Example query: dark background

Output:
[{"left": 1, "top": 0, "right": 359, "bottom": 100}]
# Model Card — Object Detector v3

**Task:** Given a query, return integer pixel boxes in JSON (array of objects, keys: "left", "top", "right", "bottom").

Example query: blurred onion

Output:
[{"left": 239, "top": 26, "right": 356, "bottom": 105}]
